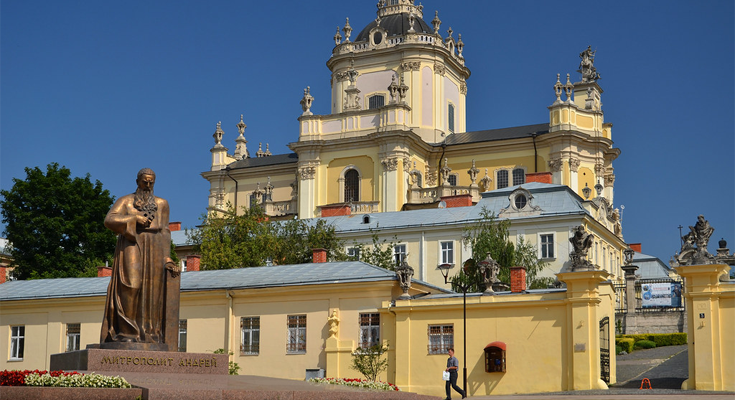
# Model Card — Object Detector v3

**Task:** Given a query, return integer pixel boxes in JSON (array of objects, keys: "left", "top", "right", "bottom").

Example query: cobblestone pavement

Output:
[{"left": 466, "top": 345, "right": 735, "bottom": 399}]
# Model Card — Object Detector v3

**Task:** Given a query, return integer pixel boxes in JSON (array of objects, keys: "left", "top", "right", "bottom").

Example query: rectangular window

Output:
[
  {"left": 448, "top": 104, "right": 455, "bottom": 133},
  {"left": 512, "top": 168, "right": 525, "bottom": 186},
  {"left": 448, "top": 174, "right": 457, "bottom": 186},
  {"left": 180, "top": 259, "right": 187, "bottom": 272},
  {"left": 440, "top": 241, "right": 454, "bottom": 265},
  {"left": 241, "top": 317, "right": 260, "bottom": 355},
  {"left": 540, "top": 234, "right": 555, "bottom": 259},
  {"left": 178, "top": 320, "right": 187, "bottom": 352},
  {"left": 10, "top": 326, "right": 24, "bottom": 360},
  {"left": 497, "top": 170, "right": 509, "bottom": 189},
  {"left": 66, "top": 323, "right": 80, "bottom": 352},
  {"left": 359, "top": 313, "right": 380, "bottom": 349},
  {"left": 286, "top": 315, "right": 306, "bottom": 354},
  {"left": 427, "top": 324, "right": 453, "bottom": 354},
  {"left": 394, "top": 244, "right": 407, "bottom": 266},
  {"left": 368, "top": 94, "right": 385, "bottom": 109},
  {"left": 347, "top": 247, "right": 360, "bottom": 261}
]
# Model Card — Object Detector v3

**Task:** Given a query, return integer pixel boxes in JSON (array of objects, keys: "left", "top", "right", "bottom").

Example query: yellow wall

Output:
[{"left": 326, "top": 155, "right": 376, "bottom": 204}]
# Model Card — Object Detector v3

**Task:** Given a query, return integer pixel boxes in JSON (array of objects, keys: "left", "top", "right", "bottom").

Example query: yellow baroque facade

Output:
[
  {"left": 201, "top": 0, "right": 620, "bottom": 223},
  {"left": 1, "top": 262, "right": 623, "bottom": 396}
]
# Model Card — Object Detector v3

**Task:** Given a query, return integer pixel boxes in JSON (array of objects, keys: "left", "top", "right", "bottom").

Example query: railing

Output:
[
  {"left": 614, "top": 283, "right": 627, "bottom": 313},
  {"left": 264, "top": 199, "right": 296, "bottom": 216},
  {"left": 350, "top": 201, "right": 379, "bottom": 214}
]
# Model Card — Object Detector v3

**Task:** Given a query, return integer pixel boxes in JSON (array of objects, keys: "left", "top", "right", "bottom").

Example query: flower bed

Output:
[
  {"left": 309, "top": 377, "right": 400, "bottom": 391},
  {"left": 0, "top": 370, "right": 131, "bottom": 388}
]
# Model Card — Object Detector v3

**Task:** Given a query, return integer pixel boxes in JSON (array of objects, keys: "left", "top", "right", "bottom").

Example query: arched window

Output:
[
  {"left": 344, "top": 169, "right": 360, "bottom": 202},
  {"left": 448, "top": 103, "right": 455, "bottom": 133},
  {"left": 497, "top": 170, "right": 509, "bottom": 189},
  {"left": 512, "top": 168, "right": 525, "bottom": 185},
  {"left": 368, "top": 94, "right": 385, "bottom": 109}
]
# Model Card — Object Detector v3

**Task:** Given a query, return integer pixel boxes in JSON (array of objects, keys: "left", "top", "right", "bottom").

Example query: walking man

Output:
[{"left": 444, "top": 348, "right": 467, "bottom": 399}]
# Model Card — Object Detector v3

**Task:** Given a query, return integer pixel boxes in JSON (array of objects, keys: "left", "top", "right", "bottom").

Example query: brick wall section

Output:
[
  {"left": 97, "top": 266, "right": 112, "bottom": 277},
  {"left": 320, "top": 204, "right": 351, "bottom": 217},
  {"left": 629, "top": 243, "right": 642, "bottom": 253},
  {"left": 186, "top": 255, "right": 201, "bottom": 272},
  {"left": 440, "top": 194, "right": 473, "bottom": 208},
  {"left": 313, "top": 248, "right": 327, "bottom": 263},
  {"left": 0, "top": 266, "right": 6, "bottom": 284},
  {"left": 510, "top": 266, "right": 527, "bottom": 293},
  {"left": 525, "top": 172, "right": 552, "bottom": 184},
  {"left": 169, "top": 222, "right": 182, "bottom": 231}
]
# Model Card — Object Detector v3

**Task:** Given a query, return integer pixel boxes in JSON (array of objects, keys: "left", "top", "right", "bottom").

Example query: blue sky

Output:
[{"left": 1, "top": 0, "right": 733, "bottom": 265}]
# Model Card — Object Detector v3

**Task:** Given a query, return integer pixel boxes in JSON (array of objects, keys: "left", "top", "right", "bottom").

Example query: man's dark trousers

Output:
[{"left": 445, "top": 370, "right": 465, "bottom": 399}]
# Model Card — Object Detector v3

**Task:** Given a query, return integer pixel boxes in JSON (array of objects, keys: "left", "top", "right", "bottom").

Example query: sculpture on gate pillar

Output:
[
  {"left": 396, "top": 261, "right": 414, "bottom": 299},
  {"left": 569, "top": 225, "right": 596, "bottom": 271},
  {"left": 100, "top": 168, "right": 180, "bottom": 351},
  {"left": 674, "top": 215, "right": 716, "bottom": 266}
]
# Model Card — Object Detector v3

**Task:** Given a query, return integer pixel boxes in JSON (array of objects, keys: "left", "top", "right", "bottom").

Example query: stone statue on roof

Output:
[
  {"left": 675, "top": 215, "right": 716, "bottom": 266},
  {"left": 569, "top": 225, "right": 596, "bottom": 271},
  {"left": 577, "top": 46, "right": 601, "bottom": 83}
]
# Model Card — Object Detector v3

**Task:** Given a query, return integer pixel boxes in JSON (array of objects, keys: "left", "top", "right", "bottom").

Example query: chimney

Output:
[
  {"left": 629, "top": 243, "right": 642, "bottom": 253},
  {"left": 186, "top": 255, "right": 201, "bottom": 272},
  {"left": 312, "top": 248, "right": 327, "bottom": 263},
  {"left": 97, "top": 265, "right": 113, "bottom": 277},
  {"left": 0, "top": 266, "right": 6, "bottom": 284},
  {"left": 525, "top": 172, "right": 552, "bottom": 184},
  {"left": 440, "top": 194, "right": 473, "bottom": 208},
  {"left": 320, "top": 204, "right": 351, "bottom": 217},
  {"left": 510, "top": 266, "right": 527, "bottom": 293},
  {"left": 169, "top": 222, "right": 182, "bottom": 231}
]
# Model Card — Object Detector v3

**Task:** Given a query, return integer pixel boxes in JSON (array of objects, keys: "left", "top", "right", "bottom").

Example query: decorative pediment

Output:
[{"left": 498, "top": 187, "right": 542, "bottom": 217}]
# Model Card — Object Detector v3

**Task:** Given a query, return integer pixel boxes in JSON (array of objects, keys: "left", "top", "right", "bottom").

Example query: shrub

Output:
[
  {"left": 615, "top": 338, "right": 635, "bottom": 354},
  {"left": 350, "top": 343, "right": 389, "bottom": 382},
  {"left": 616, "top": 333, "right": 687, "bottom": 348},
  {"left": 615, "top": 345, "right": 623, "bottom": 355},
  {"left": 213, "top": 348, "right": 241, "bottom": 375},
  {"left": 634, "top": 340, "right": 656, "bottom": 349},
  {"left": 309, "top": 377, "right": 399, "bottom": 391}
]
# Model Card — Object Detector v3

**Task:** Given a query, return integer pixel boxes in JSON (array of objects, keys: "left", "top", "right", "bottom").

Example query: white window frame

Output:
[
  {"left": 539, "top": 233, "right": 555, "bottom": 259},
  {"left": 178, "top": 319, "right": 187, "bottom": 352},
  {"left": 241, "top": 316, "right": 260, "bottom": 355},
  {"left": 394, "top": 244, "right": 407, "bottom": 265},
  {"left": 427, "top": 324, "right": 453, "bottom": 354},
  {"left": 66, "top": 323, "right": 80, "bottom": 352},
  {"left": 286, "top": 315, "right": 306, "bottom": 354},
  {"left": 440, "top": 241, "right": 454, "bottom": 266},
  {"left": 339, "top": 165, "right": 362, "bottom": 202},
  {"left": 359, "top": 313, "right": 380, "bottom": 349},
  {"left": 347, "top": 246, "right": 361, "bottom": 261},
  {"left": 10, "top": 325, "right": 24, "bottom": 360}
]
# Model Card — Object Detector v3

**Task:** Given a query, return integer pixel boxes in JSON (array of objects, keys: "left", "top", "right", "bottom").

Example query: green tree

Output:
[
  {"left": 188, "top": 204, "right": 347, "bottom": 269},
  {"left": 456, "top": 207, "right": 549, "bottom": 292},
  {"left": 350, "top": 343, "right": 389, "bottom": 382},
  {"left": 0, "top": 163, "right": 116, "bottom": 279},
  {"left": 348, "top": 230, "right": 402, "bottom": 271}
]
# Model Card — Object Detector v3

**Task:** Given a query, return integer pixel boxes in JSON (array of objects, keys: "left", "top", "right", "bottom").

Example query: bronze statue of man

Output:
[{"left": 100, "top": 168, "right": 179, "bottom": 348}]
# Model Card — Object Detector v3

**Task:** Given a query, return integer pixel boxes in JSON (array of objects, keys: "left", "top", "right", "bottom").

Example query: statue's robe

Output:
[{"left": 100, "top": 194, "right": 171, "bottom": 344}]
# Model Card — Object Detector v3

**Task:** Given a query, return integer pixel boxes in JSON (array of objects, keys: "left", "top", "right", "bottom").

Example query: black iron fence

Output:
[{"left": 615, "top": 278, "right": 685, "bottom": 313}]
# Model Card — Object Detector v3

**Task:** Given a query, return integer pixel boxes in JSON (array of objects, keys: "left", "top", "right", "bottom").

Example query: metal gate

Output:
[{"left": 599, "top": 316, "right": 610, "bottom": 383}]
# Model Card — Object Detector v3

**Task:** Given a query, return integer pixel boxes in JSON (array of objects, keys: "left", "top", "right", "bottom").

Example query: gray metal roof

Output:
[
  {"left": 443, "top": 123, "right": 549, "bottom": 146},
  {"left": 171, "top": 230, "right": 189, "bottom": 246},
  {"left": 632, "top": 251, "right": 675, "bottom": 279},
  {"left": 0, "top": 261, "right": 447, "bottom": 301},
  {"left": 228, "top": 152, "right": 298, "bottom": 170},
  {"left": 321, "top": 183, "right": 588, "bottom": 233}
]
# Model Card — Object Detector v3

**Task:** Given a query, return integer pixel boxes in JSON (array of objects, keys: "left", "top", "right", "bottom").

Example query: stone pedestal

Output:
[{"left": 50, "top": 348, "right": 229, "bottom": 375}]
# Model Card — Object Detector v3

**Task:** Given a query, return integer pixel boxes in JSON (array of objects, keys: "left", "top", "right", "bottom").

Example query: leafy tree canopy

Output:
[
  {"left": 0, "top": 163, "right": 116, "bottom": 279},
  {"left": 455, "top": 207, "right": 551, "bottom": 292},
  {"left": 188, "top": 204, "right": 347, "bottom": 269},
  {"left": 348, "top": 230, "right": 403, "bottom": 271}
]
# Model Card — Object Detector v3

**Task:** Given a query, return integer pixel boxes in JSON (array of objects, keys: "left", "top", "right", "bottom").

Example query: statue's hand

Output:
[
  {"left": 165, "top": 258, "right": 180, "bottom": 278},
  {"left": 136, "top": 214, "right": 151, "bottom": 227}
]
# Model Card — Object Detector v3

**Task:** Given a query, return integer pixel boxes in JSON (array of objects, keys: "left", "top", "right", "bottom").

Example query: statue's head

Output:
[{"left": 136, "top": 168, "right": 156, "bottom": 192}]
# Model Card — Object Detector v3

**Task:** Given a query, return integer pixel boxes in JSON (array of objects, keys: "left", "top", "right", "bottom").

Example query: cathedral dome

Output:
[{"left": 354, "top": 13, "right": 433, "bottom": 42}]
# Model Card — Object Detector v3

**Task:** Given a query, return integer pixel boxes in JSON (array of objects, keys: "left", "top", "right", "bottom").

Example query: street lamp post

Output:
[{"left": 438, "top": 263, "right": 470, "bottom": 395}]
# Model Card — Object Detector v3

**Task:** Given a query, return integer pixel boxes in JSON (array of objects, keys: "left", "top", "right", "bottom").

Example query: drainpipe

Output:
[
  {"left": 531, "top": 132, "right": 538, "bottom": 173},
  {"left": 225, "top": 290, "right": 234, "bottom": 355},
  {"left": 437, "top": 142, "right": 447, "bottom": 188},
  {"left": 225, "top": 166, "right": 238, "bottom": 212}
]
